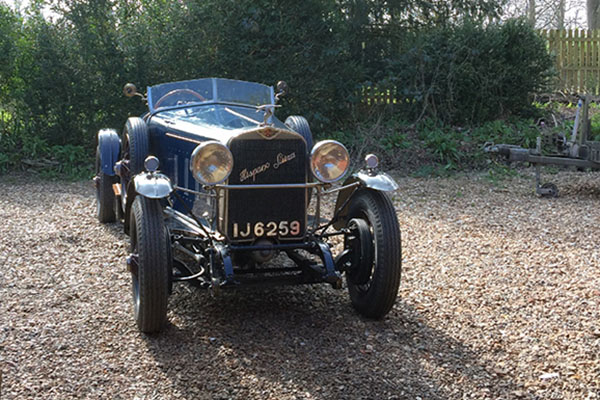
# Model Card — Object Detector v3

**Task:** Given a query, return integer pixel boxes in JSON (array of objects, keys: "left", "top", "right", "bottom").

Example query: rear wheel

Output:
[
  {"left": 121, "top": 118, "right": 149, "bottom": 232},
  {"left": 285, "top": 115, "right": 314, "bottom": 202},
  {"left": 129, "top": 196, "right": 170, "bottom": 333},
  {"left": 123, "top": 117, "right": 149, "bottom": 175},
  {"left": 344, "top": 189, "right": 401, "bottom": 319},
  {"left": 285, "top": 115, "right": 313, "bottom": 151},
  {"left": 95, "top": 148, "right": 116, "bottom": 223}
]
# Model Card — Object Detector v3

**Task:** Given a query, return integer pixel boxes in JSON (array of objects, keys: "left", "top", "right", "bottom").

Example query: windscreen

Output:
[
  {"left": 148, "top": 78, "right": 273, "bottom": 112},
  {"left": 149, "top": 79, "right": 214, "bottom": 111},
  {"left": 215, "top": 79, "right": 273, "bottom": 106},
  {"left": 158, "top": 104, "right": 287, "bottom": 131}
]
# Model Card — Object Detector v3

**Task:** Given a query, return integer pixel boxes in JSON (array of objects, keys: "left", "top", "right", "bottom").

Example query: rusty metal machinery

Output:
[{"left": 484, "top": 95, "right": 600, "bottom": 197}]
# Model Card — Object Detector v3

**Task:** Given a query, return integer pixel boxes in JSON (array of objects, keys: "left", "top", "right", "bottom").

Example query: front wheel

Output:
[
  {"left": 344, "top": 189, "right": 401, "bottom": 319},
  {"left": 129, "top": 196, "right": 170, "bottom": 333}
]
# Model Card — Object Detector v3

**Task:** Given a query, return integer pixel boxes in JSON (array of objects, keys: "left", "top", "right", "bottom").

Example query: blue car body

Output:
[{"left": 94, "top": 77, "right": 401, "bottom": 333}]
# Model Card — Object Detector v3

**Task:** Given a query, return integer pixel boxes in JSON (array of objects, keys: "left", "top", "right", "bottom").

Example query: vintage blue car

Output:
[{"left": 95, "top": 78, "right": 401, "bottom": 332}]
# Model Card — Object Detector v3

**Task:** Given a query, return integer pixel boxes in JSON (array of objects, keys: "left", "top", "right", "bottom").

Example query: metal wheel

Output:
[
  {"left": 540, "top": 182, "right": 559, "bottom": 198},
  {"left": 129, "top": 196, "right": 170, "bottom": 333},
  {"left": 344, "top": 189, "right": 402, "bottom": 319},
  {"left": 343, "top": 218, "right": 374, "bottom": 285}
]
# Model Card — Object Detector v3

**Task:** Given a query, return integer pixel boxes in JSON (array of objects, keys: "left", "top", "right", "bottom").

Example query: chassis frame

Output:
[{"left": 485, "top": 94, "right": 600, "bottom": 197}]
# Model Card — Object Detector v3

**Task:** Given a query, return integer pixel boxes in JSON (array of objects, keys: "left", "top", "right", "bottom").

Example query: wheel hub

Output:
[{"left": 344, "top": 218, "right": 373, "bottom": 285}]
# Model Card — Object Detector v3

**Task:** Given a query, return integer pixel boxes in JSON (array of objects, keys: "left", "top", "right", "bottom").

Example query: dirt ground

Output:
[{"left": 0, "top": 169, "right": 599, "bottom": 399}]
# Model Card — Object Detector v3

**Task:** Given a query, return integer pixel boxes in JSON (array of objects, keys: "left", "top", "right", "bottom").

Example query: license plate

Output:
[{"left": 232, "top": 220, "right": 302, "bottom": 239}]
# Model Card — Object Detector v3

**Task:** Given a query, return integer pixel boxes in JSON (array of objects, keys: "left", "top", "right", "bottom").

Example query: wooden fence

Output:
[
  {"left": 540, "top": 29, "right": 600, "bottom": 95},
  {"left": 361, "top": 87, "right": 398, "bottom": 106}
]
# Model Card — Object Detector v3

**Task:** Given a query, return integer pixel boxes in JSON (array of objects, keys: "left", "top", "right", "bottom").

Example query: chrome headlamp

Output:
[
  {"left": 190, "top": 141, "right": 233, "bottom": 185},
  {"left": 310, "top": 140, "right": 350, "bottom": 183}
]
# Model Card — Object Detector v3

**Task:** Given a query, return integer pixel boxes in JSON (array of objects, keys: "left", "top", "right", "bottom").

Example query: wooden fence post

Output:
[{"left": 541, "top": 29, "right": 600, "bottom": 95}]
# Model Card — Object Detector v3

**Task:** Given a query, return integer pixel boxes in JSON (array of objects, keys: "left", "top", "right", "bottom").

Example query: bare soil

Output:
[{"left": 1, "top": 170, "right": 599, "bottom": 399}]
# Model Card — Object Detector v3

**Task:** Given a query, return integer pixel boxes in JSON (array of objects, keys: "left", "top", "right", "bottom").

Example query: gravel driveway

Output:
[{"left": 1, "top": 171, "right": 599, "bottom": 399}]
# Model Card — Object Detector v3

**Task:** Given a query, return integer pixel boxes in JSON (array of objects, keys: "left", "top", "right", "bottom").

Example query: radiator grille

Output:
[{"left": 222, "top": 131, "right": 307, "bottom": 242}]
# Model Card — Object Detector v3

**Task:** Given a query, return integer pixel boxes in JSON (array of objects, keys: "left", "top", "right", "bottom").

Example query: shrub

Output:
[
  {"left": 0, "top": 2, "right": 553, "bottom": 177},
  {"left": 331, "top": 111, "right": 543, "bottom": 171},
  {"left": 382, "top": 19, "right": 554, "bottom": 125}
]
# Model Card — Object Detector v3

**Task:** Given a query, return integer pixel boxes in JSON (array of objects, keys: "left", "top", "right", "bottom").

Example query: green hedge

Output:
[
  {"left": 380, "top": 19, "right": 554, "bottom": 124},
  {"left": 0, "top": 1, "right": 554, "bottom": 175}
]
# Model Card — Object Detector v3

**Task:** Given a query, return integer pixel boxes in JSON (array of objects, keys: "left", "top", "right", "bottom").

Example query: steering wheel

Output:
[{"left": 154, "top": 89, "right": 206, "bottom": 108}]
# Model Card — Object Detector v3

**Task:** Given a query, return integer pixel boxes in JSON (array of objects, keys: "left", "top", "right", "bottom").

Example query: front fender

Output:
[
  {"left": 351, "top": 171, "right": 399, "bottom": 192},
  {"left": 97, "top": 129, "right": 120, "bottom": 176},
  {"left": 134, "top": 172, "right": 173, "bottom": 199},
  {"left": 331, "top": 170, "right": 398, "bottom": 230}
]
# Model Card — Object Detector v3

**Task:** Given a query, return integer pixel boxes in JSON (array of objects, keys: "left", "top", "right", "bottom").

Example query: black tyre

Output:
[
  {"left": 129, "top": 196, "right": 170, "bottom": 333},
  {"left": 285, "top": 115, "right": 314, "bottom": 202},
  {"left": 285, "top": 115, "right": 314, "bottom": 151},
  {"left": 123, "top": 117, "right": 149, "bottom": 175},
  {"left": 344, "top": 189, "right": 401, "bottom": 319},
  {"left": 95, "top": 147, "right": 116, "bottom": 223}
]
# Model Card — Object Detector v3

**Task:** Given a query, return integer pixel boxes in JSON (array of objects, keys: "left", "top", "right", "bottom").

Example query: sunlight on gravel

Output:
[{"left": 0, "top": 170, "right": 599, "bottom": 399}]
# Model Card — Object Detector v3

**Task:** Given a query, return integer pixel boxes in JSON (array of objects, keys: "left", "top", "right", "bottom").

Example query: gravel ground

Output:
[{"left": 1, "top": 170, "right": 599, "bottom": 399}]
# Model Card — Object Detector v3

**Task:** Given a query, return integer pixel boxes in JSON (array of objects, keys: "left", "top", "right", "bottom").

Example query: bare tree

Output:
[
  {"left": 528, "top": 0, "right": 536, "bottom": 24},
  {"left": 557, "top": 0, "right": 565, "bottom": 28},
  {"left": 589, "top": 0, "right": 600, "bottom": 29},
  {"left": 503, "top": 0, "right": 586, "bottom": 28}
]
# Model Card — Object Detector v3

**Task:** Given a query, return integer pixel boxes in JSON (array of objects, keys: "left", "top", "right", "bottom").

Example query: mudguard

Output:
[
  {"left": 133, "top": 172, "right": 173, "bottom": 199},
  {"left": 331, "top": 171, "right": 398, "bottom": 230},
  {"left": 97, "top": 129, "right": 120, "bottom": 176},
  {"left": 124, "top": 172, "right": 173, "bottom": 234},
  {"left": 350, "top": 171, "right": 399, "bottom": 192}
]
